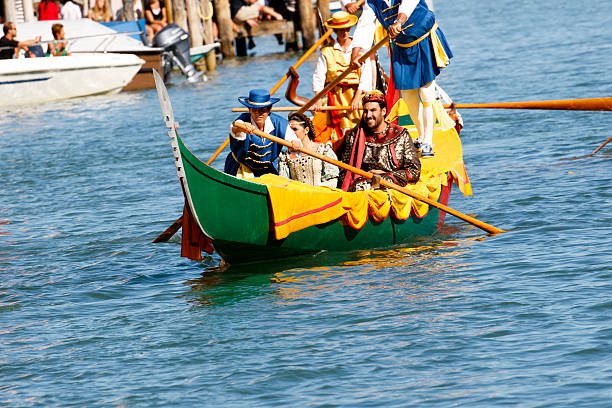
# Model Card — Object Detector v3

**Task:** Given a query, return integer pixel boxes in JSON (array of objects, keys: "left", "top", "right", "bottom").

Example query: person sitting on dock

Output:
[
  {"left": 0, "top": 22, "right": 42, "bottom": 60},
  {"left": 224, "top": 89, "right": 302, "bottom": 178},
  {"left": 337, "top": 90, "right": 420, "bottom": 191},
  {"left": 143, "top": 0, "right": 168, "bottom": 44},
  {"left": 230, "top": 0, "right": 283, "bottom": 30},
  {"left": 46, "top": 23, "right": 71, "bottom": 57},
  {"left": 88, "top": 0, "right": 112, "bottom": 22},
  {"left": 278, "top": 112, "right": 339, "bottom": 187},
  {"left": 312, "top": 11, "right": 373, "bottom": 146}
]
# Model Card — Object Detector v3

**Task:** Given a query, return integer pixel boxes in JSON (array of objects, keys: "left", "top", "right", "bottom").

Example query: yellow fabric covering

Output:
[{"left": 249, "top": 125, "right": 471, "bottom": 239}]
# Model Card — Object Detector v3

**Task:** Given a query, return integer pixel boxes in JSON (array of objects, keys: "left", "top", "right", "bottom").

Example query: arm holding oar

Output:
[
  {"left": 233, "top": 121, "right": 506, "bottom": 235},
  {"left": 297, "top": 34, "right": 390, "bottom": 114}
]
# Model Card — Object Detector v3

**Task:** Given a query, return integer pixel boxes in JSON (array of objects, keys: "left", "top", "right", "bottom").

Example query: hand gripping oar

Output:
[
  {"left": 204, "top": 30, "right": 335, "bottom": 167},
  {"left": 297, "top": 34, "right": 391, "bottom": 115},
  {"left": 234, "top": 122, "right": 506, "bottom": 235}
]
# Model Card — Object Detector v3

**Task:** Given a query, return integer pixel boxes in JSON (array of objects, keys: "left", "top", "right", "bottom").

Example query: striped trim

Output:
[
  {"left": 0, "top": 77, "right": 51, "bottom": 85},
  {"left": 275, "top": 197, "right": 343, "bottom": 226}
]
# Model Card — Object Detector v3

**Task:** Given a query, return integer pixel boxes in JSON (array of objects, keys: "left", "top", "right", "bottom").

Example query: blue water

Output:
[{"left": 2, "top": 0, "right": 612, "bottom": 406}]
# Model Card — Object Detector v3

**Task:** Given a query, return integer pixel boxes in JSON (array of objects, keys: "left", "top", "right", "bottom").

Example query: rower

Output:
[{"left": 224, "top": 89, "right": 302, "bottom": 178}]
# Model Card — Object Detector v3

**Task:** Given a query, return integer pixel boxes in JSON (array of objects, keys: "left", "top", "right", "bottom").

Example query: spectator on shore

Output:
[
  {"left": 230, "top": 0, "right": 283, "bottom": 30},
  {"left": 88, "top": 0, "right": 112, "bottom": 22},
  {"left": 144, "top": 0, "right": 167, "bottom": 44},
  {"left": 60, "top": 0, "right": 83, "bottom": 20},
  {"left": 46, "top": 23, "right": 71, "bottom": 56},
  {"left": 0, "top": 22, "right": 42, "bottom": 59},
  {"left": 38, "top": 0, "right": 61, "bottom": 20}
]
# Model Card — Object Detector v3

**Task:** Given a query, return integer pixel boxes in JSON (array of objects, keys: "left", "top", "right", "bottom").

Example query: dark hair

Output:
[
  {"left": 3, "top": 22, "right": 14, "bottom": 35},
  {"left": 288, "top": 112, "right": 316, "bottom": 141}
]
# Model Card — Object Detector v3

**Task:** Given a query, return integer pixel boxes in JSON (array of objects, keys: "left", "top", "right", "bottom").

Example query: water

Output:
[{"left": 1, "top": 0, "right": 611, "bottom": 406}]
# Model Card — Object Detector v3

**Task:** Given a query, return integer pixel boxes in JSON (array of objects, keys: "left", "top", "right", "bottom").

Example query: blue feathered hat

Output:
[{"left": 238, "top": 89, "right": 280, "bottom": 109}]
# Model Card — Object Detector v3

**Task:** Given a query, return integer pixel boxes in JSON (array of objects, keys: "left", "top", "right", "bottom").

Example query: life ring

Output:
[{"left": 197, "top": 1, "right": 214, "bottom": 21}]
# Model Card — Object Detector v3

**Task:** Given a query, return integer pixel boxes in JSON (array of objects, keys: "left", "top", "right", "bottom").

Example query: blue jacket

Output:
[{"left": 224, "top": 112, "right": 290, "bottom": 177}]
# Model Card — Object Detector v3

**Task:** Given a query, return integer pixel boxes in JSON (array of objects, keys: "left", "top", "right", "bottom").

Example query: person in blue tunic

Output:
[
  {"left": 224, "top": 89, "right": 303, "bottom": 178},
  {"left": 350, "top": 0, "right": 452, "bottom": 157}
]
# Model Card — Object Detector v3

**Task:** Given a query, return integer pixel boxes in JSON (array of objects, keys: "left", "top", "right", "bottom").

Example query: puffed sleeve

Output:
[{"left": 320, "top": 142, "right": 340, "bottom": 187}]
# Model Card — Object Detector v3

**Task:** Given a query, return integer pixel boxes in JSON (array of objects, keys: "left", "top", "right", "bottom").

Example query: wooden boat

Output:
[{"left": 155, "top": 72, "right": 472, "bottom": 265}]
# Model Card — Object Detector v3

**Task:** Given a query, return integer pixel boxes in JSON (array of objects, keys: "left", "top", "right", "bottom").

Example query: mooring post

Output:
[
  {"left": 172, "top": 0, "right": 188, "bottom": 31},
  {"left": 166, "top": 0, "right": 175, "bottom": 23},
  {"left": 200, "top": 0, "right": 217, "bottom": 71},
  {"left": 318, "top": 0, "right": 330, "bottom": 23},
  {"left": 298, "top": 0, "right": 316, "bottom": 49},
  {"left": 212, "top": 0, "right": 235, "bottom": 57},
  {"left": 185, "top": 0, "right": 204, "bottom": 47}
]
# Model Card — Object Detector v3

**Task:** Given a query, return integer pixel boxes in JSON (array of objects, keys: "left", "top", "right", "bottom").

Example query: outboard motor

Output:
[{"left": 153, "top": 24, "right": 203, "bottom": 83}]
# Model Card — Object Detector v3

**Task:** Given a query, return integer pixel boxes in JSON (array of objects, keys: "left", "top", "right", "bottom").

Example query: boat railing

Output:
[{"left": 0, "top": 31, "right": 144, "bottom": 54}]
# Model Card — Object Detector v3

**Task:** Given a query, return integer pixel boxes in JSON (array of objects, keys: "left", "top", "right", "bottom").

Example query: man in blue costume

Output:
[
  {"left": 350, "top": 0, "right": 452, "bottom": 157},
  {"left": 224, "top": 89, "right": 302, "bottom": 178}
]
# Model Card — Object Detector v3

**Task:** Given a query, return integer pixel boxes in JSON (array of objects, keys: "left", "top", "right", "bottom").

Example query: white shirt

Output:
[
  {"left": 230, "top": 116, "right": 299, "bottom": 144},
  {"left": 353, "top": 0, "right": 419, "bottom": 50},
  {"left": 61, "top": 1, "right": 83, "bottom": 20},
  {"left": 311, "top": 39, "right": 373, "bottom": 93}
]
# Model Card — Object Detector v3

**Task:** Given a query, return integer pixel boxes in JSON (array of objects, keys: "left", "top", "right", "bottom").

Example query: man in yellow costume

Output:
[{"left": 312, "top": 11, "right": 373, "bottom": 147}]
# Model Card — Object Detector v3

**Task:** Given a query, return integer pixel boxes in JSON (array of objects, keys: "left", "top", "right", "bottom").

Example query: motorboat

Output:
[
  {"left": 0, "top": 52, "right": 144, "bottom": 107},
  {"left": 16, "top": 19, "right": 217, "bottom": 89}
]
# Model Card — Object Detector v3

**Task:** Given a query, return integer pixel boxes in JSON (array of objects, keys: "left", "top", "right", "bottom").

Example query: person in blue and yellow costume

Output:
[
  {"left": 350, "top": 0, "right": 452, "bottom": 157},
  {"left": 312, "top": 11, "right": 373, "bottom": 147},
  {"left": 224, "top": 89, "right": 303, "bottom": 178}
]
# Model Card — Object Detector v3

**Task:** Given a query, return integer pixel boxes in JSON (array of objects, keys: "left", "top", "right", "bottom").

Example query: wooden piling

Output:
[
  {"left": 318, "top": 0, "right": 330, "bottom": 23},
  {"left": 200, "top": 0, "right": 217, "bottom": 71},
  {"left": 212, "top": 0, "right": 235, "bottom": 58},
  {"left": 166, "top": 0, "right": 175, "bottom": 23},
  {"left": 172, "top": 0, "right": 188, "bottom": 31},
  {"left": 185, "top": 0, "right": 204, "bottom": 47},
  {"left": 298, "top": 0, "right": 316, "bottom": 49}
]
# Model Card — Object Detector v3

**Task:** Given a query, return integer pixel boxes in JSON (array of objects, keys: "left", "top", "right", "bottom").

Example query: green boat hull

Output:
[{"left": 175, "top": 131, "right": 451, "bottom": 265}]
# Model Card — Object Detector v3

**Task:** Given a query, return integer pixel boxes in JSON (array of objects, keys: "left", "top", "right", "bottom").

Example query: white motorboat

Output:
[{"left": 0, "top": 53, "right": 144, "bottom": 107}]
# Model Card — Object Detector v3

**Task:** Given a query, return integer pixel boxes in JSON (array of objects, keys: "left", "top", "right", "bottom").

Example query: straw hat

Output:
[{"left": 324, "top": 11, "right": 358, "bottom": 29}]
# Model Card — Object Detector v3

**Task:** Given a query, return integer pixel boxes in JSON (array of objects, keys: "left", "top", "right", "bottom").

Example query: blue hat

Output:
[{"left": 238, "top": 89, "right": 280, "bottom": 109}]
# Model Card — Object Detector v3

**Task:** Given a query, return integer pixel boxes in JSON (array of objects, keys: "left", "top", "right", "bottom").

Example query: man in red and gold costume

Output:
[
  {"left": 337, "top": 90, "right": 421, "bottom": 191},
  {"left": 312, "top": 11, "right": 373, "bottom": 147}
]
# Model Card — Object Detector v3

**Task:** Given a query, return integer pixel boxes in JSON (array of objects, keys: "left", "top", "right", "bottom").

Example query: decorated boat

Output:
[{"left": 154, "top": 71, "right": 473, "bottom": 265}]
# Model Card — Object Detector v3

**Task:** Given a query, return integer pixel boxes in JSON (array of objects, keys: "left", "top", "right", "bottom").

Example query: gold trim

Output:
[
  {"left": 395, "top": 22, "right": 437, "bottom": 48},
  {"left": 382, "top": 3, "right": 399, "bottom": 12}
]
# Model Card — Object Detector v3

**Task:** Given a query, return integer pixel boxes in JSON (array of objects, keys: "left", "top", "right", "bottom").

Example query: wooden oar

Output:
[
  {"left": 233, "top": 97, "right": 612, "bottom": 112},
  {"left": 297, "top": 34, "right": 390, "bottom": 114},
  {"left": 448, "top": 97, "right": 612, "bottom": 111},
  {"left": 232, "top": 106, "right": 356, "bottom": 112},
  {"left": 152, "top": 216, "right": 183, "bottom": 243},
  {"left": 592, "top": 135, "right": 612, "bottom": 155},
  {"left": 234, "top": 122, "right": 506, "bottom": 235}
]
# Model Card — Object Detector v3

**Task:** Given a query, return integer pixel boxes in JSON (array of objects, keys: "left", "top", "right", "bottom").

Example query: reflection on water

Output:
[{"left": 182, "top": 235, "right": 486, "bottom": 308}]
